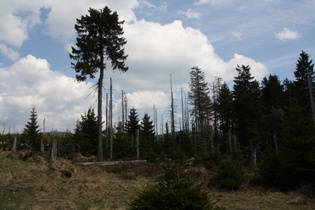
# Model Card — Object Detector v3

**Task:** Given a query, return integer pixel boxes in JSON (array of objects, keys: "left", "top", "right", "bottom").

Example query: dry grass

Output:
[
  {"left": 0, "top": 150, "right": 149, "bottom": 209},
  {"left": 0, "top": 149, "right": 314, "bottom": 210}
]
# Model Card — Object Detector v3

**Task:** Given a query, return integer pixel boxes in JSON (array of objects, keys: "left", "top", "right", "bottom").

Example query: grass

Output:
[{"left": 0, "top": 149, "right": 315, "bottom": 209}]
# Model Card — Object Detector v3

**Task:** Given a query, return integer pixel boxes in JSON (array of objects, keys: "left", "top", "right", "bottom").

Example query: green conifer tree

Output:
[{"left": 23, "top": 106, "right": 41, "bottom": 150}]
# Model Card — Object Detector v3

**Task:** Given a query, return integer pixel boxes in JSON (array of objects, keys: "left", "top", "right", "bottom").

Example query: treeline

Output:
[{"left": 1, "top": 51, "right": 315, "bottom": 191}]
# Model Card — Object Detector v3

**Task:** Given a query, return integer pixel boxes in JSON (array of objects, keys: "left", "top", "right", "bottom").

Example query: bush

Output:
[
  {"left": 210, "top": 158, "right": 245, "bottom": 190},
  {"left": 128, "top": 160, "right": 223, "bottom": 210}
]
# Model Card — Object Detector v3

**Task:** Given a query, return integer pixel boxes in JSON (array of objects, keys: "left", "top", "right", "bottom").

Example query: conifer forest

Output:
[{"left": 1, "top": 5, "right": 315, "bottom": 209}]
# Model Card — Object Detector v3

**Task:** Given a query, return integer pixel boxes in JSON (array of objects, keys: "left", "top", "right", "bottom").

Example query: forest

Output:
[
  {"left": 1, "top": 50, "right": 315, "bottom": 193},
  {"left": 1, "top": 5, "right": 315, "bottom": 209}
]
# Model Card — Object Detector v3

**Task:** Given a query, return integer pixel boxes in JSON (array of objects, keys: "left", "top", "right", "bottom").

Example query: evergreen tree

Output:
[
  {"left": 217, "top": 83, "right": 233, "bottom": 152},
  {"left": 293, "top": 51, "right": 315, "bottom": 122},
  {"left": 233, "top": 65, "right": 261, "bottom": 168},
  {"left": 140, "top": 113, "right": 156, "bottom": 160},
  {"left": 70, "top": 6, "right": 128, "bottom": 161},
  {"left": 74, "top": 108, "right": 98, "bottom": 156},
  {"left": 125, "top": 108, "right": 140, "bottom": 157},
  {"left": 23, "top": 106, "right": 41, "bottom": 150},
  {"left": 114, "top": 121, "right": 133, "bottom": 159},
  {"left": 188, "top": 66, "right": 211, "bottom": 143},
  {"left": 261, "top": 75, "right": 285, "bottom": 155}
]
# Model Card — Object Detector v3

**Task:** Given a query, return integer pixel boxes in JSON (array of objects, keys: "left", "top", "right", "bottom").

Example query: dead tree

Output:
[
  {"left": 49, "top": 139, "right": 57, "bottom": 165},
  {"left": 109, "top": 77, "right": 113, "bottom": 159},
  {"left": 170, "top": 74, "right": 175, "bottom": 139}
]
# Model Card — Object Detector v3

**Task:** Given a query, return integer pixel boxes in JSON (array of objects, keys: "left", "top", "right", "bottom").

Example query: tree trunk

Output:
[
  {"left": 109, "top": 78, "right": 113, "bottom": 160},
  {"left": 97, "top": 67, "right": 104, "bottom": 162},
  {"left": 136, "top": 128, "right": 139, "bottom": 159},
  {"left": 250, "top": 147, "right": 257, "bottom": 169},
  {"left": 40, "top": 138, "right": 44, "bottom": 152},
  {"left": 12, "top": 136, "right": 17, "bottom": 152},
  {"left": 228, "top": 128, "right": 232, "bottom": 152},
  {"left": 50, "top": 139, "right": 57, "bottom": 165},
  {"left": 273, "top": 130, "right": 279, "bottom": 156}
]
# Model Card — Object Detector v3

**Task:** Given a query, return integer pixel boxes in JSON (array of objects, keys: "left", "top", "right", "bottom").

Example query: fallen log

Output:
[{"left": 77, "top": 160, "right": 147, "bottom": 166}]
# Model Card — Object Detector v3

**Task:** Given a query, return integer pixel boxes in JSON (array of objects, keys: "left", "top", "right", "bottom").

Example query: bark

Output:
[
  {"left": 136, "top": 128, "right": 139, "bottom": 159},
  {"left": 228, "top": 128, "right": 232, "bottom": 152},
  {"left": 97, "top": 66, "right": 104, "bottom": 162},
  {"left": 250, "top": 147, "right": 257, "bottom": 169},
  {"left": 109, "top": 78, "right": 113, "bottom": 159},
  {"left": 273, "top": 130, "right": 279, "bottom": 156},
  {"left": 50, "top": 139, "right": 57, "bottom": 165},
  {"left": 12, "top": 136, "right": 17, "bottom": 152},
  {"left": 40, "top": 138, "right": 44, "bottom": 152}
]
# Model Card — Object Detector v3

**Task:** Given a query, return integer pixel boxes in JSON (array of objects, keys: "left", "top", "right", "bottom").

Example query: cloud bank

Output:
[{"left": 0, "top": 0, "right": 268, "bottom": 132}]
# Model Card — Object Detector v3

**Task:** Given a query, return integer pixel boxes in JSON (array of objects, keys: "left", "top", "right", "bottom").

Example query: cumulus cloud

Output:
[
  {"left": 0, "top": 0, "right": 269, "bottom": 132},
  {"left": 0, "top": 55, "right": 96, "bottom": 132},
  {"left": 276, "top": 28, "right": 301, "bottom": 41},
  {"left": 178, "top": 9, "right": 200, "bottom": 19},
  {"left": 0, "top": 0, "right": 44, "bottom": 60},
  {"left": 107, "top": 19, "right": 267, "bottom": 93},
  {"left": 44, "top": 0, "right": 138, "bottom": 46}
]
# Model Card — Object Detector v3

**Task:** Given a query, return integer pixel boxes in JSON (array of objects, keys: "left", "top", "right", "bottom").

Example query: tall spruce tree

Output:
[
  {"left": 70, "top": 6, "right": 128, "bottom": 161},
  {"left": 23, "top": 106, "right": 41, "bottom": 150},
  {"left": 188, "top": 66, "right": 211, "bottom": 143},
  {"left": 293, "top": 51, "right": 315, "bottom": 123},
  {"left": 261, "top": 75, "right": 285, "bottom": 155},
  {"left": 217, "top": 83, "right": 233, "bottom": 151},
  {"left": 233, "top": 65, "right": 261, "bottom": 168}
]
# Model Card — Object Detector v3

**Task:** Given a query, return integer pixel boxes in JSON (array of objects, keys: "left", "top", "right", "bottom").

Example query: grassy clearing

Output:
[{"left": 0, "top": 149, "right": 314, "bottom": 209}]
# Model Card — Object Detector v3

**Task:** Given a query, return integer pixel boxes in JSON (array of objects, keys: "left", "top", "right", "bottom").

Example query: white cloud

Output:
[
  {"left": 0, "top": 55, "right": 96, "bottom": 133},
  {"left": 178, "top": 9, "right": 200, "bottom": 19},
  {"left": 225, "top": 54, "right": 268, "bottom": 81},
  {"left": 106, "top": 19, "right": 267, "bottom": 94},
  {"left": 44, "top": 0, "right": 138, "bottom": 46},
  {"left": 0, "top": 44, "right": 19, "bottom": 61},
  {"left": 195, "top": 0, "right": 228, "bottom": 5},
  {"left": 232, "top": 31, "right": 242, "bottom": 40},
  {"left": 126, "top": 91, "right": 168, "bottom": 110},
  {"left": 275, "top": 28, "right": 301, "bottom": 41},
  {"left": 0, "top": 0, "right": 270, "bottom": 133}
]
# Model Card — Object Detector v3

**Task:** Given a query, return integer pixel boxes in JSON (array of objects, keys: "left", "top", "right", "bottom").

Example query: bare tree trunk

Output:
[
  {"left": 12, "top": 136, "right": 17, "bottom": 152},
  {"left": 136, "top": 128, "right": 139, "bottom": 159},
  {"left": 50, "top": 139, "right": 57, "bottom": 165},
  {"left": 97, "top": 65, "right": 104, "bottom": 162},
  {"left": 40, "top": 139, "right": 44, "bottom": 152},
  {"left": 273, "top": 130, "right": 279, "bottom": 156},
  {"left": 250, "top": 147, "right": 257, "bottom": 169},
  {"left": 109, "top": 78, "right": 113, "bottom": 160},
  {"left": 233, "top": 134, "right": 237, "bottom": 151},
  {"left": 122, "top": 90, "right": 125, "bottom": 131},
  {"left": 170, "top": 75, "right": 175, "bottom": 139},
  {"left": 228, "top": 128, "right": 232, "bottom": 152}
]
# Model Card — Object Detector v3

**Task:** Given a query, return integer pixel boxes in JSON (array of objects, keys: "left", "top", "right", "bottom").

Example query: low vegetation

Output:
[{"left": 1, "top": 149, "right": 315, "bottom": 209}]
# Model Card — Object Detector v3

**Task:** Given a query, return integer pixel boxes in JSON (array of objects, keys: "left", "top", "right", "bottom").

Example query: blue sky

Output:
[{"left": 0, "top": 0, "right": 314, "bottom": 133}]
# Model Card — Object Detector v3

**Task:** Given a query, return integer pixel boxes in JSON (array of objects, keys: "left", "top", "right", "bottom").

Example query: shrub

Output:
[
  {"left": 210, "top": 158, "right": 245, "bottom": 190},
  {"left": 128, "top": 160, "right": 223, "bottom": 210}
]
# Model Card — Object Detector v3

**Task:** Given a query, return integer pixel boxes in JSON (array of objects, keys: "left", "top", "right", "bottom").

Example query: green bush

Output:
[
  {"left": 128, "top": 160, "right": 223, "bottom": 210},
  {"left": 211, "top": 158, "right": 245, "bottom": 190}
]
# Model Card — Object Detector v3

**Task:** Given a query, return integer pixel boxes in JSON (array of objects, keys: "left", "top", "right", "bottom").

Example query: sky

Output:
[{"left": 0, "top": 0, "right": 315, "bottom": 134}]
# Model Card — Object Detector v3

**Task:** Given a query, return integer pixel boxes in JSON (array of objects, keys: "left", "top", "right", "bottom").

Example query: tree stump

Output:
[{"left": 49, "top": 139, "right": 57, "bottom": 165}]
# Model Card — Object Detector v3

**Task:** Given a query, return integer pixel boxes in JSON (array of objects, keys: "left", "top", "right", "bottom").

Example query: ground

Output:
[{"left": 0, "top": 150, "right": 314, "bottom": 210}]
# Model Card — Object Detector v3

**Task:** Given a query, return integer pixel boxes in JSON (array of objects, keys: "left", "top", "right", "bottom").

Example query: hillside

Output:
[{"left": 0, "top": 150, "right": 314, "bottom": 209}]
